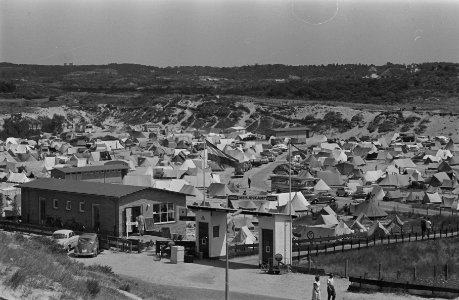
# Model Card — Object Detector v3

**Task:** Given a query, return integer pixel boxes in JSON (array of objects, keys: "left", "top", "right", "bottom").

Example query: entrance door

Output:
[
  {"left": 198, "top": 222, "right": 209, "bottom": 258},
  {"left": 92, "top": 205, "right": 100, "bottom": 232},
  {"left": 39, "top": 198, "right": 46, "bottom": 225},
  {"left": 261, "top": 229, "right": 273, "bottom": 265}
]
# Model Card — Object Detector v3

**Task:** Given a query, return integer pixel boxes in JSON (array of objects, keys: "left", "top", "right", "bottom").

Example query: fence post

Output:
[
  {"left": 433, "top": 230, "right": 435, "bottom": 240},
  {"left": 415, "top": 232, "right": 418, "bottom": 241},
  {"left": 387, "top": 235, "right": 390, "bottom": 244},
  {"left": 427, "top": 206, "right": 429, "bottom": 216},
  {"left": 308, "top": 246, "right": 310, "bottom": 258},
  {"left": 350, "top": 240, "right": 353, "bottom": 250},
  {"left": 358, "top": 239, "right": 360, "bottom": 250},
  {"left": 395, "top": 235, "right": 397, "bottom": 243},
  {"left": 413, "top": 267, "right": 416, "bottom": 281},
  {"left": 366, "top": 238, "right": 369, "bottom": 248},
  {"left": 298, "top": 242, "right": 300, "bottom": 262},
  {"left": 445, "top": 264, "right": 448, "bottom": 281},
  {"left": 345, "top": 259, "right": 348, "bottom": 278},
  {"left": 434, "top": 265, "right": 436, "bottom": 280},
  {"left": 333, "top": 241, "right": 336, "bottom": 253},
  {"left": 408, "top": 232, "right": 411, "bottom": 241},
  {"left": 380, "top": 236, "right": 383, "bottom": 245},
  {"left": 342, "top": 240, "right": 344, "bottom": 252},
  {"left": 378, "top": 263, "right": 382, "bottom": 280},
  {"left": 316, "top": 244, "right": 318, "bottom": 256}
]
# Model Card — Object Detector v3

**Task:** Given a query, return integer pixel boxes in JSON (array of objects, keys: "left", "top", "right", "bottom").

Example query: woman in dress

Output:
[{"left": 312, "top": 275, "right": 321, "bottom": 300}]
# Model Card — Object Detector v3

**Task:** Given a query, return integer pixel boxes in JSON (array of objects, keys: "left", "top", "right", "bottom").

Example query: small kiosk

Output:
[{"left": 189, "top": 205, "right": 293, "bottom": 265}]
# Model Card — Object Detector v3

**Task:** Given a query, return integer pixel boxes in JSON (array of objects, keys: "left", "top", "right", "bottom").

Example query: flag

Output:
[{"left": 205, "top": 140, "right": 239, "bottom": 167}]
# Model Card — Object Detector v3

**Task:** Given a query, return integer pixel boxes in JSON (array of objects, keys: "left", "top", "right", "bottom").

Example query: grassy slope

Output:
[
  {"left": 309, "top": 238, "right": 459, "bottom": 286},
  {"left": 0, "top": 232, "right": 171, "bottom": 300}
]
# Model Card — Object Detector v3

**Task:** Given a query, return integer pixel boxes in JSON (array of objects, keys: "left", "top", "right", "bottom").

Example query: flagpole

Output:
[
  {"left": 203, "top": 139, "right": 207, "bottom": 206},
  {"left": 288, "top": 140, "right": 292, "bottom": 267}
]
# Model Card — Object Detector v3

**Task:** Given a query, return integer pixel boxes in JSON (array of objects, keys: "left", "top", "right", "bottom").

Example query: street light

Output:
[{"left": 226, "top": 209, "right": 243, "bottom": 300}]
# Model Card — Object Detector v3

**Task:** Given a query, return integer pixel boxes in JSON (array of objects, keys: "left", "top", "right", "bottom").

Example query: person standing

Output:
[
  {"left": 426, "top": 218, "right": 432, "bottom": 236},
  {"left": 327, "top": 274, "right": 336, "bottom": 300},
  {"left": 137, "top": 214, "right": 145, "bottom": 236},
  {"left": 312, "top": 275, "right": 321, "bottom": 300},
  {"left": 248, "top": 177, "right": 252, "bottom": 189},
  {"left": 421, "top": 217, "right": 426, "bottom": 238}
]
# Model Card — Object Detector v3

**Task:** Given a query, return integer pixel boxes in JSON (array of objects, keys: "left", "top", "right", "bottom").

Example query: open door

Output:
[
  {"left": 125, "top": 207, "right": 133, "bottom": 233},
  {"left": 261, "top": 229, "right": 273, "bottom": 265},
  {"left": 198, "top": 222, "right": 209, "bottom": 258}
]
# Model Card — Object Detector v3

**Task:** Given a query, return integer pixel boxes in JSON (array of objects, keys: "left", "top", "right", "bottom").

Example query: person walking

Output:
[
  {"left": 327, "top": 274, "right": 336, "bottom": 300},
  {"left": 248, "top": 177, "right": 252, "bottom": 189},
  {"left": 312, "top": 275, "right": 321, "bottom": 300}
]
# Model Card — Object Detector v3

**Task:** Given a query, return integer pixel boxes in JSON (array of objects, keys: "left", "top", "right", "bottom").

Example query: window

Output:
[
  {"left": 213, "top": 225, "right": 220, "bottom": 238},
  {"left": 53, "top": 199, "right": 59, "bottom": 209},
  {"left": 153, "top": 203, "right": 175, "bottom": 224},
  {"left": 79, "top": 202, "right": 85, "bottom": 212},
  {"left": 66, "top": 201, "right": 71, "bottom": 211}
]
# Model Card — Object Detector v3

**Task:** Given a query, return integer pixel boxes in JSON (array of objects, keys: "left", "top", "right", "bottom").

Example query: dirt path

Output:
[{"left": 74, "top": 250, "right": 428, "bottom": 300}]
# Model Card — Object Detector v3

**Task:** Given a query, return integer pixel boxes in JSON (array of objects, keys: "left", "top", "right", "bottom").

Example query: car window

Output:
[{"left": 52, "top": 233, "right": 66, "bottom": 239}]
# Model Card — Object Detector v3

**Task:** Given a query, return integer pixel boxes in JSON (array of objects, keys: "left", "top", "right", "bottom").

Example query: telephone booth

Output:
[{"left": 258, "top": 214, "right": 292, "bottom": 266}]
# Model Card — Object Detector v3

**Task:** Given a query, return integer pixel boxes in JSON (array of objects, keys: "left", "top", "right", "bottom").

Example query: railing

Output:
[
  {"left": 228, "top": 243, "right": 259, "bottom": 258},
  {"left": 292, "top": 224, "right": 459, "bottom": 261}
]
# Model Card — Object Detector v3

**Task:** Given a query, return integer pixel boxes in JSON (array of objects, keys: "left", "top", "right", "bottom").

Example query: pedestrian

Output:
[
  {"left": 248, "top": 177, "right": 252, "bottom": 189},
  {"left": 136, "top": 214, "right": 145, "bottom": 236},
  {"left": 312, "top": 275, "right": 321, "bottom": 300},
  {"left": 421, "top": 217, "right": 426, "bottom": 238},
  {"left": 426, "top": 218, "right": 432, "bottom": 236},
  {"left": 327, "top": 274, "right": 336, "bottom": 300}
]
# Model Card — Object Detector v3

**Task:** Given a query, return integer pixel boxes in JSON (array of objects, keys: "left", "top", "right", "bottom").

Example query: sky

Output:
[{"left": 1, "top": 0, "right": 458, "bottom": 67}]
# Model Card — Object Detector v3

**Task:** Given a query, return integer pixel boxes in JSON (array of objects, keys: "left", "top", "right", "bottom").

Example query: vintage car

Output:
[
  {"left": 74, "top": 233, "right": 100, "bottom": 257},
  {"left": 52, "top": 229, "right": 79, "bottom": 252}
]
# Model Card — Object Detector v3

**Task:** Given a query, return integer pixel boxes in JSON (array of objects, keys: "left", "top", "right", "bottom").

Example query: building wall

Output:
[
  {"left": 258, "top": 215, "right": 292, "bottom": 265},
  {"left": 195, "top": 210, "right": 211, "bottom": 256},
  {"left": 118, "top": 189, "right": 187, "bottom": 237},
  {"left": 21, "top": 188, "right": 118, "bottom": 235},
  {"left": 194, "top": 210, "right": 227, "bottom": 258}
]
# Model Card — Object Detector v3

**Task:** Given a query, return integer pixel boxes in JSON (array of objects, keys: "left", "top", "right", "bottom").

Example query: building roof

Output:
[
  {"left": 52, "top": 164, "right": 129, "bottom": 174},
  {"left": 272, "top": 127, "right": 311, "bottom": 132},
  {"left": 19, "top": 178, "right": 188, "bottom": 198}
]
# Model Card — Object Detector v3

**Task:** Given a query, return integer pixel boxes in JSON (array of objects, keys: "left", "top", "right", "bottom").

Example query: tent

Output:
[
  {"left": 384, "top": 190, "right": 404, "bottom": 201},
  {"left": 207, "top": 183, "right": 233, "bottom": 198},
  {"left": 291, "top": 193, "right": 310, "bottom": 211},
  {"left": 232, "top": 226, "right": 257, "bottom": 245},
  {"left": 294, "top": 224, "right": 336, "bottom": 239},
  {"left": 422, "top": 192, "right": 442, "bottom": 204},
  {"left": 442, "top": 195, "right": 458, "bottom": 208},
  {"left": 386, "top": 215, "right": 405, "bottom": 233},
  {"left": 334, "top": 220, "right": 353, "bottom": 236},
  {"left": 313, "top": 179, "right": 331, "bottom": 192},
  {"left": 350, "top": 219, "right": 368, "bottom": 232},
  {"left": 405, "top": 191, "right": 424, "bottom": 202},
  {"left": 370, "top": 185, "right": 385, "bottom": 201},
  {"left": 316, "top": 170, "right": 344, "bottom": 186},
  {"left": 353, "top": 200, "right": 388, "bottom": 219},
  {"left": 378, "top": 174, "right": 411, "bottom": 188},
  {"left": 367, "top": 222, "right": 390, "bottom": 238}
]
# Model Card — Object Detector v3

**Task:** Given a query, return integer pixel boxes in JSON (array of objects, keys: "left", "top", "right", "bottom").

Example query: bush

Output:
[
  {"left": 119, "top": 283, "right": 131, "bottom": 292},
  {"left": 86, "top": 279, "right": 101, "bottom": 296},
  {"left": 86, "top": 264, "right": 114, "bottom": 275}
]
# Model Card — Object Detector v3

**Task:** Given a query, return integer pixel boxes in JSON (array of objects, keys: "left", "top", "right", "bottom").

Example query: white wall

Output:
[
  {"left": 195, "top": 210, "right": 228, "bottom": 258},
  {"left": 258, "top": 215, "right": 292, "bottom": 265}
]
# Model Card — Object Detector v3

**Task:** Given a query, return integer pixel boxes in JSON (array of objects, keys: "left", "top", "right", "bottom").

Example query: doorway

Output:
[
  {"left": 198, "top": 222, "right": 209, "bottom": 258},
  {"left": 39, "top": 198, "right": 46, "bottom": 225},
  {"left": 261, "top": 229, "right": 273, "bottom": 265}
]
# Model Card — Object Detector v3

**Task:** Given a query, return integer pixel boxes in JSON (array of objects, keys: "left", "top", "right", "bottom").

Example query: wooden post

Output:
[
  {"left": 380, "top": 236, "right": 383, "bottom": 245},
  {"left": 378, "top": 263, "right": 382, "bottom": 280},
  {"left": 445, "top": 264, "right": 448, "bottom": 281},
  {"left": 358, "top": 239, "right": 360, "bottom": 250},
  {"left": 387, "top": 235, "right": 390, "bottom": 244},
  {"left": 308, "top": 246, "right": 311, "bottom": 258},
  {"left": 342, "top": 240, "right": 344, "bottom": 252},
  {"left": 316, "top": 244, "right": 319, "bottom": 256},
  {"left": 434, "top": 265, "right": 436, "bottom": 280},
  {"left": 440, "top": 207, "right": 442, "bottom": 216},
  {"left": 333, "top": 241, "right": 336, "bottom": 253},
  {"left": 345, "top": 259, "right": 348, "bottom": 277},
  {"left": 366, "top": 238, "right": 369, "bottom": 248},
  {"left": 408, "top": 232, "right": 411, "bottom": 241},
  {"left": 395, "top": 235, "right": 397, "bottom": 243},
  {"left": 413, "top": 266, "right": 416, "bottom": 281},
  {"left": 350, "top": 240, "right": 353, "bottom": 249},
  {"left": 411, "top": 225, "right": 414, "bottom": 233},
  {"left": 297, "top": 242, "right": 300, "bottom": 262},
  {"left": 308, "top": 256, "right": 311, "bottom": 271},
  {"left": 433, "top": 230, "right": 435, "bottom": 240}
]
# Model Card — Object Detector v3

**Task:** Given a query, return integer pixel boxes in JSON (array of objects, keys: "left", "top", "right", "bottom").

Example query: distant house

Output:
[
  {"left": 272, "top": 127, "right": 311, "bottom": 142},
  {"left": 50, "top": 164, "right": 129, "bottom": 184}
]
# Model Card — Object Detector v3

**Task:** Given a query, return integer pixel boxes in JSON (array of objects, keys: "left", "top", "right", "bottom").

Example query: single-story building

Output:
[
  {"left": 19, "top": 178, "right": 190, "bottom": 237},
  {"left": 50, "top": 164, "right": 129, "bottom": 184}
]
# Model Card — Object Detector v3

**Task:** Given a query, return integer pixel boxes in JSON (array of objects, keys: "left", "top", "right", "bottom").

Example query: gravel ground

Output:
[{"left": 74, "top": 250, "right": 431, "bottom": 300}]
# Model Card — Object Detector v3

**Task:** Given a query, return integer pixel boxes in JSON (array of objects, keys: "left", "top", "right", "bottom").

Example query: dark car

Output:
[
  {"left": 310, "top": 193, "right": 336, "bottom": 205},
  {"left": 74, "top": 233, "right": 99, "bottom": 257},
  {"left": 336, "top": 187, "right": 352, "bottom": 197}
]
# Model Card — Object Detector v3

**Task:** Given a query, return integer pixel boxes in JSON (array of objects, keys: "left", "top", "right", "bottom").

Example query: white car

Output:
[{"left": 52, "top": 230, "right": 79, "bottom": 252}]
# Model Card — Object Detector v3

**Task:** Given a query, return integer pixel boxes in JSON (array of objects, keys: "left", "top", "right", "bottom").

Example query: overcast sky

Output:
[{"left": 1, "top": 0, "right": 458, "bottom": 66}]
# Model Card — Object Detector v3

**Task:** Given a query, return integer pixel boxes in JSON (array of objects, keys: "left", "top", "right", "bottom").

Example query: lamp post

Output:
[{"left": 226, "top": 209, "right": 242, "bottom": 300}]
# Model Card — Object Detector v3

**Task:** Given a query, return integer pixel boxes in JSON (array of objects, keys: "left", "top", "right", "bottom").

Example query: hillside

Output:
[{"left": 0, "top": 62, "right": 458, "bottom": 139}]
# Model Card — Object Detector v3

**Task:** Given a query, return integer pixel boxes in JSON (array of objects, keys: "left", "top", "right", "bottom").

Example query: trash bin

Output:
[{"left": 170, "top": 246, "right": 185, "bottom": 264}]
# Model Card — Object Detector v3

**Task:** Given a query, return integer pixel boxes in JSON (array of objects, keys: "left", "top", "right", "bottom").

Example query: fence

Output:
[
  {"left": 228, "top": 243, "right": 259, "bottom": 258},
  {"left": 292, "top": 223, "right": 459, "bottom": 261}
]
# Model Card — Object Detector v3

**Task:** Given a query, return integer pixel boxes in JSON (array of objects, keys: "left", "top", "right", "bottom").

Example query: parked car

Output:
[
  {"left": 74, "top": 233, "right": 100, "bottom": 257},
  {"left": 260, "top": 156, "right": 269, "bottom": 164},
  {"left": 336, "top": 187, "right": 353, "bottom": 197},
  {"left": 352, "top": 191, "right": 367, "bottom": 200},
  {"left": 309, "top": 193, "right": 336, "bottom": 205},
  {"left": 52, "top": 229, "right": 79, "bottom": 252},
  {"left": 251, "top": 159, "right": 262, "bottom": 167}
]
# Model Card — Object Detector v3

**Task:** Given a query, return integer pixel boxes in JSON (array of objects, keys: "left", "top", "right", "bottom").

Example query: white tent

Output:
[
  {"left": 232, "top": 226, "right": 257, "bottom": 245},
  {"left": 334, "top": 220, "right": 353, "bottom": 236},
  {"left": 313, "top": 179, "right": 331, "bottom": 192}
]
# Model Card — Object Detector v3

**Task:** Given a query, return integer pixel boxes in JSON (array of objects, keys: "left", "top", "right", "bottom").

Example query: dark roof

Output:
[
  {"left": 19, "top": 178, "right": 188, "bottom": 198},
  {"left": 52, "top": 164, "right": 129, "bottom": 174},
  {"left": 272, "top": 127, "right": 311, "bottom": 132}
]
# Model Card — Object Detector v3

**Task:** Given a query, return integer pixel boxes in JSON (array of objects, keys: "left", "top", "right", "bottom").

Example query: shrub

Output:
[
  {"left": 8, "top": 270, "right": 27, "bottom": 290},
  {"left": 86, "top": 279, "right": 101, "bottom": 296},
  {"left": 86, "top": 264, "right": 113, "bottom": 275},
  {"left": 119, "top": 283, "right": 131, "bottom": 292}
]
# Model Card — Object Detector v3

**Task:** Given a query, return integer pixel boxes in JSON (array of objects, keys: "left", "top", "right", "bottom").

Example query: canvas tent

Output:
[{"left": 232, "top": 226, "right": 257, "bottom": 245}]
